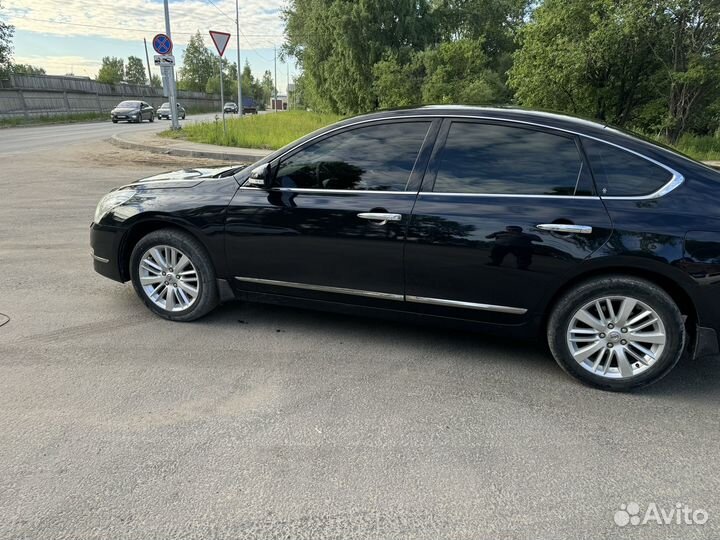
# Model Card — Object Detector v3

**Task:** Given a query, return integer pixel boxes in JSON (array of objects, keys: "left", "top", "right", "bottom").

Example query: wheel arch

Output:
[
  {"left": 542, "top": 265, "right": 697, "bottom": 339},
  {"left": 118, "top": 218, "right": 210, "bottom": 282}
]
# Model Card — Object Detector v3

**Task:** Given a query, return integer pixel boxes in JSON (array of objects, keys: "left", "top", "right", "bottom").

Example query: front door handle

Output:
[
  {"left": 358, "top": 212, "right": 402, "bottom": 225},
  {"left": 537, "top": 224, "right": 593, "bottom": 234}
]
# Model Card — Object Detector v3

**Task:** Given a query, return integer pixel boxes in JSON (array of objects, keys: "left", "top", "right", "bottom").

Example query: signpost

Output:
[
  {"left": 156, "top": 1, "right": 180, "bottom": 130},
  {"left": 209, "top": 30, "right": 231, "bottom": 137}
]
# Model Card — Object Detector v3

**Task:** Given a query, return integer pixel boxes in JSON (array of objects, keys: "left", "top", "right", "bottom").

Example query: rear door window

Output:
[
  {"left": 582, "top": 139, "right": 673, "bottom": 197},
  {"left": 430, "top": 122, "right": 587, "bottom": 195}
]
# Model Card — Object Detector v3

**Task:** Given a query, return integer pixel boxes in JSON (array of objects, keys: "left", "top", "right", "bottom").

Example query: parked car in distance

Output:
[
  {"left": 223, "top": 102, "right": 238, "bottom": 114},
  {"left": 110, "top": 101, "right": 154, "bottom": 123},
  {"left": 157, "top": 102, "right": 186, "bottom": 120},
  {"left": 91, "top": 106, "right": 720, "bottom": 391}
]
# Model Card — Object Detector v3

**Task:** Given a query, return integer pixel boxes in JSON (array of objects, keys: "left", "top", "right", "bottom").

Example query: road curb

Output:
[{"left": 110, "top": 133, "right": 271, "bottom": 163}]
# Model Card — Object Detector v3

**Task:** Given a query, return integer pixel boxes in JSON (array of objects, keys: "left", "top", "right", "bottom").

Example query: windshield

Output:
[
  {"left": 160, "top": 102, "right": 170, "bottom": 108},
  {"left": 117, "top": 101, "right": 140, "bottom": 108}
]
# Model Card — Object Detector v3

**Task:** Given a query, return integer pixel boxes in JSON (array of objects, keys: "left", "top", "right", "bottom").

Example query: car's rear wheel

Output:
[
  {"left": 129, "top": 229, "right": 218, "bottom": 321},
  {"left": 149, "top": 114, "right": 154, "bottom": 123},
  {"left": 548, "top": 275, "right": 685, "bottom": 391}
]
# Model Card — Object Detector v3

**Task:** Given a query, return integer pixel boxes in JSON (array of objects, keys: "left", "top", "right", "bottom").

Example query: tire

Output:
[
  {"left": 129, "top": 229, "right": 219, "bottom": 322},
  {"left": 112, "top": 119, "right": 118, "bottom": 123},
  {"left": 547, "top": 275, "right": 685, "bottom": 391},
  {"left": 149, "top": 115, "right": 154, "bottom": 123}
]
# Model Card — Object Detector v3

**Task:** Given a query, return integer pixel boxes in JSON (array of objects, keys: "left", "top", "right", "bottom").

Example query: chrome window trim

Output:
[
  {"left": 418, "top": 192, "right": 601, "bottom": 200},
  {"left": 238, "top": 114, "right": 684, "bottom": 200},
  {"left": 234, "top": 276, "right": 528, "bottom": 315},
  {"left": 238, "top": 187, "right": 415, "bottom": 195}
]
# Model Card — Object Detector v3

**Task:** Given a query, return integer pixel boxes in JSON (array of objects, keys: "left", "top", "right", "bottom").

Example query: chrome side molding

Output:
[
  {"left": 234, "top": 276, "right": 404, "bottom": 301},
  {"left": 234, "top": 276, "right": 528, "bottom": 315},
  {"left": 405, "top": 295, "right": 528, "bottom": 314}
]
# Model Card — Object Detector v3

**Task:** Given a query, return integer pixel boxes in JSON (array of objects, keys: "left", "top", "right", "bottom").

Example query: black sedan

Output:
[
  {"left": 156, "top": 102, "right": 186, "bottom": 120},
  {"left": 91, "top": 106, "right": 720, "bottom": 391},
  {"left": 110, "top": 101, "right": 154, "bottom": 123}
]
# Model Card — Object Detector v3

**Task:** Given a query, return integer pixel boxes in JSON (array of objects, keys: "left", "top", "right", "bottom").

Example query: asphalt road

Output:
[
  {"left": 0, "top": 113, "right": 218, "bottom": 156},
  {"left": 0, "top": 121, "right": 719, "bottom": 539}
]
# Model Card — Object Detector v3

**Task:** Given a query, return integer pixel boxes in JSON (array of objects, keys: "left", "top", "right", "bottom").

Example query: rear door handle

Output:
[
  {"left": 537, "top": 224, "right": 593, "bottom": 234},
  {"left": 358, "top": 212, "right": 402, "bottom": 224}
]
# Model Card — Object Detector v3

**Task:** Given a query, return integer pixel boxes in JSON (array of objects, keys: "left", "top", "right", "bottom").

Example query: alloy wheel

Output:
[
  {"left": 138, "top": 245, "right": 200, "bottom": 312},
  {"left": 566, "top": 295, "right": 666, "bottom": 379}
]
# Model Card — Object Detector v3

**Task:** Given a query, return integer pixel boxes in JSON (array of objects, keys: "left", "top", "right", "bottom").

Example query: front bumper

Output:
[{"left": 90, "top": 223, "right": 125, "bottom": 282}]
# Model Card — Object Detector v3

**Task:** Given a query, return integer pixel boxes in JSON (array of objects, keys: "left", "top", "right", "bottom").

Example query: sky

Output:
[{"left": 1, "top": 0, "right": 297, "bottom": 92}]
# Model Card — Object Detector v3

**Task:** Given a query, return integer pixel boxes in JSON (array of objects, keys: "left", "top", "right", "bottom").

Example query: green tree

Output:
[
  {"left": 0, "top": 1, "right": 14, "bottom": 78},
  {"left": 372, "top": 51, "right": 423, "bottom": 108},
  {"left": 178, "top": 31, "right": 214, "bottom": 92},
  {"left": 656, "top": 1, "right": 720, "bottom": 142},
  {"left": 125, "top": 55, "right": 146, "bottom": 84},
  {"left": 150, "top": 73, "right": 162, "bottom": 88},
  {"left": 508, "top": 0, "right": 662, "bottom": 126},
  {"left": 11, "top": 63, "right": 45, "bottom": 75},
  {"left": 261, "top": 69, "right": 275, "bottom": 107},
  {"left": 283, "top": 0, "right": 436, "bottom": 114},
  {"left": 96, "top": 56, "right": 125, "bottom": 84},
  {"left": 420, "top": 38, "right": 506, "bottom": 105}
]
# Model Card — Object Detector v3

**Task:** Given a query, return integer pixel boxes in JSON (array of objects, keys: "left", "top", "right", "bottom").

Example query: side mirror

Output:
[{"left": 246, "top": 164, "right": 272, "bottom": 188}]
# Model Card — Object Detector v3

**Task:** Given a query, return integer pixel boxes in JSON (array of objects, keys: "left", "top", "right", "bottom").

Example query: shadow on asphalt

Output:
[{"left": 196, "top": 299, "right": 720, "bottom": 399}]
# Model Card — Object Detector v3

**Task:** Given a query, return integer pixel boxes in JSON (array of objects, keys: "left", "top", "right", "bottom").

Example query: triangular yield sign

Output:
[{"left": 209, "top": 30, "right": 231, "bottom": 57}]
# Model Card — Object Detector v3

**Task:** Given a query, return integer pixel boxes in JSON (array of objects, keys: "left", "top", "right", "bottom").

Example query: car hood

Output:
[
  {"left": 124, "top": 165, "right": 246, "bottom": 189},
  {"left": 112, "top": 107, "right": 139, "bottom": 114}
]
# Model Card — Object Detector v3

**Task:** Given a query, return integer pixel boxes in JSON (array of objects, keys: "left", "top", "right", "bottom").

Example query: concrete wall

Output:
[{"left": 0, "top": 74, "right": 221, "bottom": 119}]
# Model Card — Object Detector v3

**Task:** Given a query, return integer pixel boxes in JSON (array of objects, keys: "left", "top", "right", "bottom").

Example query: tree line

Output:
[
  {"left": 175, "top": 31, "right": 276, "bottom": 106},
  {"left": 283, "top": 0, "right": 720, "bottom": 143}
]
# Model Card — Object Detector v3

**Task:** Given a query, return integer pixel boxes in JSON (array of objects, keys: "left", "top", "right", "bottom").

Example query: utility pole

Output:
[
  {"left": 219, "top": 57, "right": 226, "bottom": 136},
  {"left": 163, "top": 0, "right": 180, "bottom": 130},
  {"left": 286, "top": 59, "right": 289, "bottom": 110},
  {"left": 143, "top": 38, "right": 153, "bottom": 86},
  {"left": 235, "top": 0, "right": 242, "bottom": 115},
  {"left": 273, "top": 45, "right": 278, "bottom": 112}
]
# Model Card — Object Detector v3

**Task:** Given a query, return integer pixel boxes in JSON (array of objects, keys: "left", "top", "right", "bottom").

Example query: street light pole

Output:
[
  {"left": 273, "top": 44, "right": 277, "bottom": 112},
  {"left": 163, "top": 0, "right": 180, "bottom": 130},
  {"left": 235, "top": 0, "right": 242, "bottom": 115}
]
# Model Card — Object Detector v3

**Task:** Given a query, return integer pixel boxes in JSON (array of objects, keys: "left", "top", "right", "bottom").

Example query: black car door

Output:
[
  {"left": 404, "top": 119, "right": 613, "bottom": 322},
  {"left": 225, "top": 118, "right": 439, "bottom": 305}
]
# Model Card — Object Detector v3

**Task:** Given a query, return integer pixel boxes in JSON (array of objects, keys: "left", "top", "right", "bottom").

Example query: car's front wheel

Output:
[
  {"left": 129, "top": 229, "right": 219, "bottom": 321},
  {"left": 548, "top": 275, "right": 685, "bottom": 391}
]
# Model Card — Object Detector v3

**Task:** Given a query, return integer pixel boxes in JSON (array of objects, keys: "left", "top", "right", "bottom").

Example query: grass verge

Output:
[
  {"left": 0, "top": 112, "right": 108, "bottom": 128},
  {"left": 672, "top": 133, "right": 720, "bottom": 162},
  {"left": 160, "top": 110, "right": 344, "bottom": 150}
]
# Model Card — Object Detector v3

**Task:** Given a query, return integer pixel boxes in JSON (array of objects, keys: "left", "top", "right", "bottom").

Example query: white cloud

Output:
[
  {"left": 5, "top": 0, "right": 286, "bottom": 49},
  {"left": 14, "top": 54, "right": 101, "bottom": 76}
]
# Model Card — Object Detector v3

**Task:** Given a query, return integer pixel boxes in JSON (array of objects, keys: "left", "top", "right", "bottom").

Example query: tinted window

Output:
[
  {"left": 583, "top": 139, "right": 672, "bottom": 197},
  {"left": 432, "top": 122, "right": 584, "bottom": 195},
  {"left": 274, "top": 122, "right": 430, "bottom": 191}
]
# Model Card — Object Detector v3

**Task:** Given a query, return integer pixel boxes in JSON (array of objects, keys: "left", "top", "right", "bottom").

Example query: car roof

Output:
[{"left": 345, "top": 106, "right": 621, "bottom": 138}]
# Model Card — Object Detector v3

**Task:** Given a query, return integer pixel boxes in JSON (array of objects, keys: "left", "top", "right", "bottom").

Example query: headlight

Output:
[{"left": 94, "top": 190, "right": 136, "bottom": 223}]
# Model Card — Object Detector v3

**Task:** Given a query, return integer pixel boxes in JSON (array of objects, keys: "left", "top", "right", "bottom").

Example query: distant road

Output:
[{"left": 0, "top": 113, "right": 219, "bottom": 156}]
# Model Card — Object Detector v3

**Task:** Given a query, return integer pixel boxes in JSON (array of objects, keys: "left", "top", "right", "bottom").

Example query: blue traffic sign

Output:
[{"left": 152, "top": 33, "right": 173, "bottom": 55}]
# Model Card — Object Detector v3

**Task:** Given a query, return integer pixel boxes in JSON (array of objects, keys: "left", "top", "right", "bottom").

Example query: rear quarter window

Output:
[{"left": 583, "top": 139, "right": 673, "bottom": 197}]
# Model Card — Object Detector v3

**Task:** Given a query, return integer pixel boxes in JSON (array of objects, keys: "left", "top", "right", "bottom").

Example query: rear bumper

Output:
[{"left": 90, "top": 223, "right": 125, "bottom": 282}]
